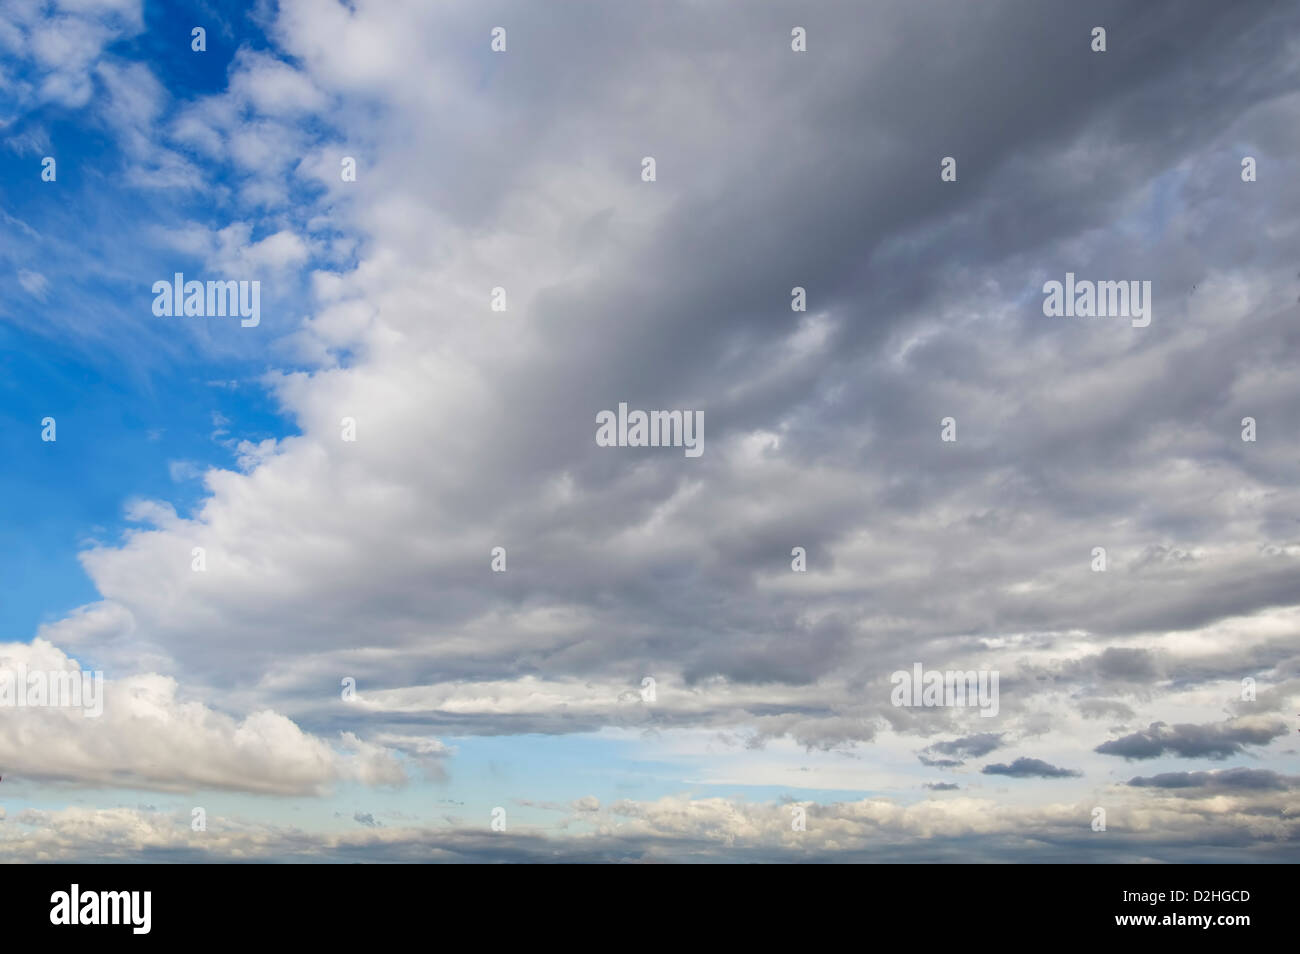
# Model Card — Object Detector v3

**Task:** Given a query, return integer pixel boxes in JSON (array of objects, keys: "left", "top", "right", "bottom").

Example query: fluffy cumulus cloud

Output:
[
  {"left": 0, "top": 640, "right": 404, "bottom": 794},
  {"left": 4, "top": 0, "right": 1300, "bottom": 861}
]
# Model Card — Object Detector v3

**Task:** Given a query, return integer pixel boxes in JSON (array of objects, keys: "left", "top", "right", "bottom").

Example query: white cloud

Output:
[
  {"left": 0, "top": 640, "right": 404, "bottom": 794},
  {"left": 17, "top": 268, "right": 47, "bottom": 298}
]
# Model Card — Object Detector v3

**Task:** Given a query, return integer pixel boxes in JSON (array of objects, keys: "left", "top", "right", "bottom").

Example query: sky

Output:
[{"left": 0, "top": 0, "right": 1298, "bottom": 863}]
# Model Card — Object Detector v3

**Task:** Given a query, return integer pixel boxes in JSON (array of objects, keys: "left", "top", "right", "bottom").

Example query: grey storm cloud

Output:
[
  {"left": 982, "top": 758, "right": 1083, "bottom": 779},
  {"left": 1095, "top": 719, "right": 1289, "bottom": 761}
]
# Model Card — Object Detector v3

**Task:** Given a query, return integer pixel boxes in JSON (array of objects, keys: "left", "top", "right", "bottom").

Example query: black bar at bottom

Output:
[{"left": 3, "top": 863, "right": 1288, "bottom": 940}]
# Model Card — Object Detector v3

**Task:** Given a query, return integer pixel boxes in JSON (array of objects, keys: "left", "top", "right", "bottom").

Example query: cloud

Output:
[
  {"left": 918, "top": 756, "right": 963, "bottom": 768},
  {"left": 32, "top": 7, "right": 1300, "bottom": 755},
  {"left": 0, "top": 640, "right": 404, "bottom": 795},
  {"left": 1077, "top": 699, "right": 1137, "bottom": 720},
  {"left": 0, "top": 0, "right": 142, "bottom": 121},
  {"left": 17, "top": 268, "right": 48, "bottom": 299},
  {"left": 1078, "top": 648, "right": 1162, "bottom": 684},
  {"left": 982, "top": 758, "right": 1082, "bottom": 779},
  {"left": 1127, "top": 768, "right": 1298, "bottom": 791},
  {"left": 6, "top": 788, "right": 1298, "bottom": 863},
  {"left": 227, "top": 49, "right": 329, "bottom": 117},
  {"left": 919, "top": 732, "right": 1005, "bottom": 766},
  {"left": 167, "top": 460, "right": 203, "bottom": 482},
  {"left": 1095, "top": 718, "right": 1289, "bottom": 761}
]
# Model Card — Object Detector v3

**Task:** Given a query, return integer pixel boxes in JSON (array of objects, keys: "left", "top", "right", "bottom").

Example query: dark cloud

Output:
[
  {"left": 919, "top": 732, "right": 1004, "bottom": 766},
  {"left": 933, "top": 733, "right": 1004, "bottom": 758},
  {"left": 982, "top": 758, "right": 1082, "bottom": 779},
  {"left": 1095, "top": 719, "right": 1288, "bottom": 760},
  {"left": 1127, "top": 768, "right": 1298, "bottom": 791},
  {"left": 1092, "top": 648, "right": 1161, "bottom": 683}
]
